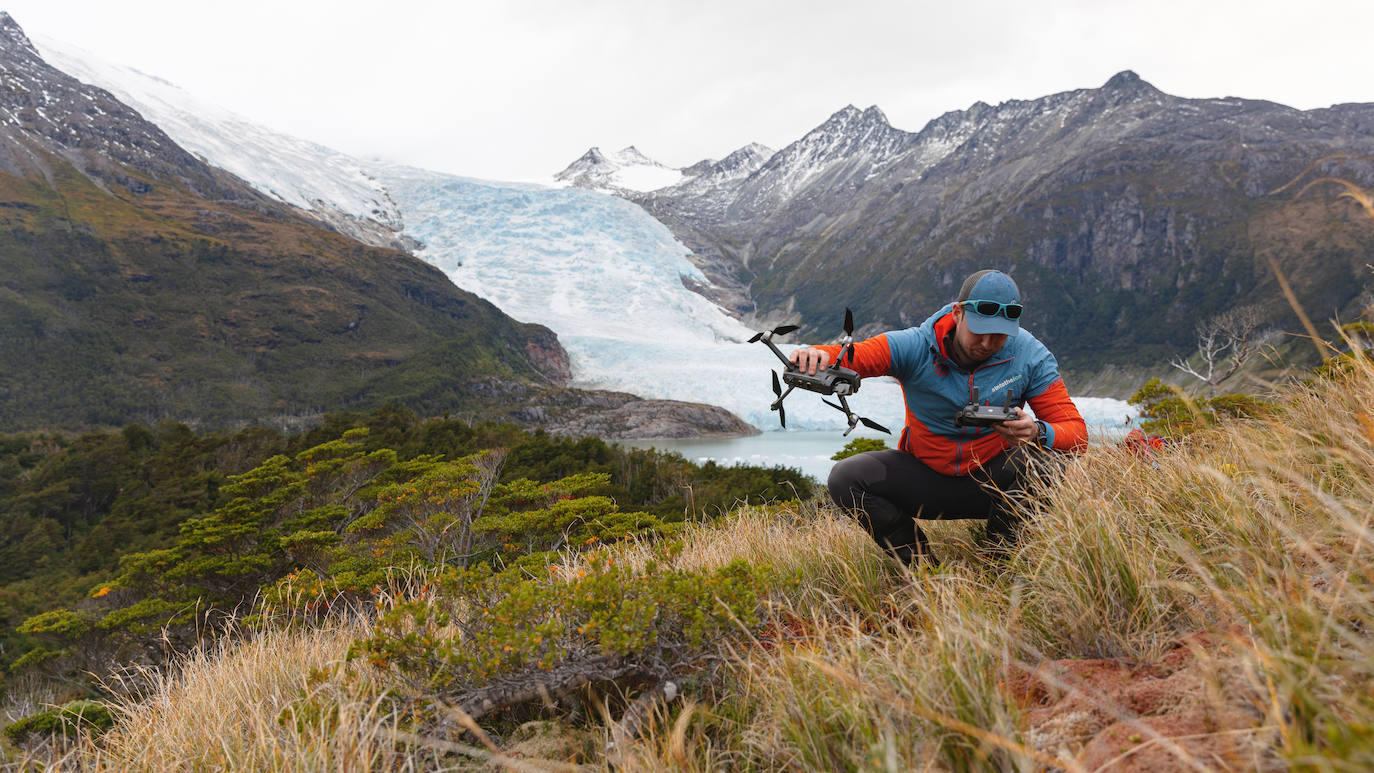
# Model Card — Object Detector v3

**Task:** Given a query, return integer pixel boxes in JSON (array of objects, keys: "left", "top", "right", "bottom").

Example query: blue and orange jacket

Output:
[{"left": 817, "top": 304, "right": 1088, "bottom": 475}]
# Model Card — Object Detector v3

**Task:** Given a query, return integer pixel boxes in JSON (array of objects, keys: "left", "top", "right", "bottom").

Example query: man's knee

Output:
[{"left": 827, "top": 451, "right": 882, "bottom": 508}]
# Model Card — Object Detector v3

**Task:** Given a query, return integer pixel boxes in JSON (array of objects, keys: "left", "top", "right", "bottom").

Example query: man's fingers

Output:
[{"left": 788, "top": 348, "right": 828, "bottom": 375}]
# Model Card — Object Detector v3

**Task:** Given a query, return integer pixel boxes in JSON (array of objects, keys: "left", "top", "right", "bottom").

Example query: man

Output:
[{"left": 789, "top": 269, "right": 1087, "bottom": 563}]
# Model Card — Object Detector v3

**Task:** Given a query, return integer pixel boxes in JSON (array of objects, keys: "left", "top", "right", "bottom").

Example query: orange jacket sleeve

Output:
[
  {"left": 1027, "top": 378, "right": 1088, "bottom": 452},
  {"left": 814, "top": 334, "right": 893, "bottom": 379}
]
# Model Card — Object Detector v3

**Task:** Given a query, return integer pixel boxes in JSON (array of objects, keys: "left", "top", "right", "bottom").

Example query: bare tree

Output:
[{"left": 1171, "top": 305, "right": 1265, "bottom": 393}]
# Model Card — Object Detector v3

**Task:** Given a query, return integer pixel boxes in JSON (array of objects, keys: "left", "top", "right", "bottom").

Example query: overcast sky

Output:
[{"left": 5, "top": 0, "right": 1372, "bottom": 181}]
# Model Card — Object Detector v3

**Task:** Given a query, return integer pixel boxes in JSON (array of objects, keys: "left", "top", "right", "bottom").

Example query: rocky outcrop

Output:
[
  {"left": 498, "top": 385, "right": 757, "bottom": 440},
  {"left": 544, "top": 398, "right": 759, "bottom": 440},
  {"left": 522, "top": 329, "right": 573, "bottom": 386}
]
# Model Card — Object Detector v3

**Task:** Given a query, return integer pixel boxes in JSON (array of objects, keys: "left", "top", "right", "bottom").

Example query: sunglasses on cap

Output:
[{"left": 959, "top": 300, "right": 1023, "bottom": 320}]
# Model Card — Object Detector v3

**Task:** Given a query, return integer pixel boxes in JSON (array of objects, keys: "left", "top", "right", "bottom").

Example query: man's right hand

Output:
[{"left": 789, "top": 347, "right": 831, "bottom": 375}]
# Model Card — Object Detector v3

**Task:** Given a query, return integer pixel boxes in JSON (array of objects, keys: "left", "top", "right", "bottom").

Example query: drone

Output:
[{"left": 750, "top": 308, "right": 891, "bottom": 436}]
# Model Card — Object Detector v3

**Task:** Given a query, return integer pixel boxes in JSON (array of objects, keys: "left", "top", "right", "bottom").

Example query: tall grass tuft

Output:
[{"left": 78, "top": 619, "right": 416, "bottom": 771}]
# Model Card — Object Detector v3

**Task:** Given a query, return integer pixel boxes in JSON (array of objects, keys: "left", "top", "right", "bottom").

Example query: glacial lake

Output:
[{"left": 620, "top": 398, "right": 1138, "bottom": 483}]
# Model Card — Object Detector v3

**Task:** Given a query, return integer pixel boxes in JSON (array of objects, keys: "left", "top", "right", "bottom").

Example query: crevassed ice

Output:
[{"left": 382, "top": 166, "right": 1136, "bottom": 433}]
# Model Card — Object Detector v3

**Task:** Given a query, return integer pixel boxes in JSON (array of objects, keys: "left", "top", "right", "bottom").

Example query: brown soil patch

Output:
[{"left": 1008, "top": 632, "right": 1276, "bottom": 771}]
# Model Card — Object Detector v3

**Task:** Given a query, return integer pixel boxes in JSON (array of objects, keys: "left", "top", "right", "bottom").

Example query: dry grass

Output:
[
  {"left": 617, "top": 362, "right": 1374, "bottom": 771},
  {"left": 31, "top": 618, "right": 426, "bottom": 772},
  {"left": 17, "top": 361, "right": 1374, "bottom": 771}
]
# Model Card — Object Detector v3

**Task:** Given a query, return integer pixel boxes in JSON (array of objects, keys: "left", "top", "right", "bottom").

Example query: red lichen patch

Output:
[
  {"left": 1008, "top": 632, "right": 1272, "bottom": 771},
  {"left": 756, "top": 614, "right": 815, "bottom": 653},
  {"left": 1079, "top": 706, "right": 1269, "bottom": 772}
]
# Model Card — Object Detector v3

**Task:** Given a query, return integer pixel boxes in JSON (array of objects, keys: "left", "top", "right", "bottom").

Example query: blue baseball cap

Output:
[{"left": 957, "top": 270, "right": 1022, "bottom": 337}]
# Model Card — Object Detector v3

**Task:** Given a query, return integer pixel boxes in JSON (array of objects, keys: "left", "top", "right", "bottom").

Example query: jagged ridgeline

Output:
[
  {"left": 620, "top": 72, "right": 1374, "bottom": 388},
  {"left": 0, "top": 13, "right": 567, "bottom": 430}
]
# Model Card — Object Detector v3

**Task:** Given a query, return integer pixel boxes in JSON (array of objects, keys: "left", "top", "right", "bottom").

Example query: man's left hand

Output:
[{"left": 993, "top": 413, "right": 1039, "bottom": 446}]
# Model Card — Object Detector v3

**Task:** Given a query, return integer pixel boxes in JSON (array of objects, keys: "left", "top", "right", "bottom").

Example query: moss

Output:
[{"left": 3, "top": 700, "right": 114, "bottom": 745}]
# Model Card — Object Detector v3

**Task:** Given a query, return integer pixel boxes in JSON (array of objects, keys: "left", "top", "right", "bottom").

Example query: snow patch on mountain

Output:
[
  {"left": 553, "top": 145, "right": 684, "bottom": 193},
  {"left": 32, "top": 35, "right": 407, "bottom": 245}
]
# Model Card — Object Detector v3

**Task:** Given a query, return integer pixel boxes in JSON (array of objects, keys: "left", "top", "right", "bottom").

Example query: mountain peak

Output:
[
  {"left": 816, "top": 104, "right": 894, "bottom": 134},
  {"left": 862, "top": 105, "right": 889, "bottom": 123},
  {"left": 1101, "top": 69, "right": 1162, "bottom": 96},
  {"left": 0, "top": 12, "right": 39, "bottom": 57}
]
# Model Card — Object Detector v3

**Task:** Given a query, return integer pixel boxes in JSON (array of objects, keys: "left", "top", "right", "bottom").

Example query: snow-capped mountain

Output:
[
  {"left": 32, "top": 34, "right": 413, "bottom": 252},
  {"left": 0, "top": 12, "right": 578, "bottom": 431},
  {"left": 618, "top": 71, "right": 1374, "bottom": 395},
  {"left": 26, "top": 31, "right": 896, "bottom": 430},
  {"left": 552, "top": 145, "right": 685, "bottom": 193},
  {"left": 0, "top": 14, "right": 253, "bottom": 203},
  {"left": 26, "top": 29, "right": 1139, "bottom": 429}
]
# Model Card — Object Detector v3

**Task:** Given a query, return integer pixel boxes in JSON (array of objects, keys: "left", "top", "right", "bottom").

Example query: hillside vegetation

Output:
[
  {"left": 0, "top": 152, "right": 572, "bottom": 431},
  {"left": 5, "top": 356, "right": 1374, "bottom": 770}
]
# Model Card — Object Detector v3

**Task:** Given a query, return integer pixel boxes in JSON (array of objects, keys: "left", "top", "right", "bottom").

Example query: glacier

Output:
[
  {"left": 381, "top": 164, "right": 1135, "bottom": 433},
  {"left": 378, "top": 163, "right": 918, "bottom": 431},
  {"left": 37, "top": 37, "right": 1136, "bottom": 435}
]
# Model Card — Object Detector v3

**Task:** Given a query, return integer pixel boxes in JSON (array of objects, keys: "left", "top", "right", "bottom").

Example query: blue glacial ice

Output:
[{"left": 382, "top": 166, "right": 1137, "bottom": 434}]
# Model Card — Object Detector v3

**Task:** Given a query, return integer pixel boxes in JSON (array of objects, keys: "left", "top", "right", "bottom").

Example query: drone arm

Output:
[
  {"left": 770, "top": 383, "right": 797, "bottom": 410},
  {"left": 760, "top": 337, "right": 794, "bottom": 367}
]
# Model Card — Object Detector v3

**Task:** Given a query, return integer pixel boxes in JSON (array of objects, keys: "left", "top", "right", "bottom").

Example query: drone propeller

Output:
[
  {"left": 860, "top": 416, "right": 891, "bottom": 434},
  {"left": 822, "top": 398, "right": 891, "bottom": 436},
  {"left": 838, "top": 307, "right": 856, "bottom": 366},
  {"left": 748, "top": 324, "right": 799, "bottom": 344},
  {"left": 770, "top": 370, "right": 787, "bottom": 428}
]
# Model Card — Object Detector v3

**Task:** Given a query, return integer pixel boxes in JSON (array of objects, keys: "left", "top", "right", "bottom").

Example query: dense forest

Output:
[{"left": 0, "top": 405, "right": 811, "bottom": 706}]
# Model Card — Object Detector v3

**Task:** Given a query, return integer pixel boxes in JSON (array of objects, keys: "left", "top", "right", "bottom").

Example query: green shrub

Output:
[
  {"left": 3, "top": 700, "right": 114, "bottom": 745},
  {"left": 351, "top": 553, "right": 785, "bottom": 720},
  {"left": 1130, "top": 378, "right": 1274, "bottom": 437},
  {"left": 832, "top": 437, "right": 888, "bottom": 461}
]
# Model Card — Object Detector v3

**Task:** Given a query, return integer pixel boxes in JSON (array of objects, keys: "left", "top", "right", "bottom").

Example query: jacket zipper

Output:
[{"left": 951, "top": 356, "right": 1013, "bottom": 475}]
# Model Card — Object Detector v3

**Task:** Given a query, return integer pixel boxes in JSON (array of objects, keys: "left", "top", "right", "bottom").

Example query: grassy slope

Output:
[
  {"left": 0, "top": 154, "right": 557, "bottom": 430},
  {"left": 17, "top": 357, "right": 1374, "bottom": 770}
]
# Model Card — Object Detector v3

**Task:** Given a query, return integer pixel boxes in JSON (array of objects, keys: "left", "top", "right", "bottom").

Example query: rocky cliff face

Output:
[
  {"left": 0, "top": 13, "right": 259, "bottom": 203},
  {"left": 613, "top": 71, "right": 1374, "bottom": 389}
]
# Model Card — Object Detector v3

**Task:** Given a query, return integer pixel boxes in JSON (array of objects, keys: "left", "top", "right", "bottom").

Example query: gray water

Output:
[
  {"left": 620, "top": 411, "right": 1137, "bottom": 483},
  {"left": 619, "top": 428, "right": 891, "bottom": 483}
]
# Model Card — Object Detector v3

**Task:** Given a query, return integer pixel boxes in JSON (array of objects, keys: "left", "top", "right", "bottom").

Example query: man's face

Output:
[{"left": 951, "top": 303, "right": 1009, "bottom": 364}]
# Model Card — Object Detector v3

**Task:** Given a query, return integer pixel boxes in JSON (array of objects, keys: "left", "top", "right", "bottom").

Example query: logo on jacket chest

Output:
[{"left": 989, "top": 374, "right": 1023, "bottom": 393}]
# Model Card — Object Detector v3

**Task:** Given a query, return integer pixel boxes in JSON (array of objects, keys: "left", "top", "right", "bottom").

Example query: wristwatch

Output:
[{"left": 1035, "top": 420, "right": 1049, "bottom": 447}]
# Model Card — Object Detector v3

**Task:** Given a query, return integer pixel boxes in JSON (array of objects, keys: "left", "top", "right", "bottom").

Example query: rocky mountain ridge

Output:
[
  {"left": 581, "top": 71, "right": 1374, "bottom": 390},
  {"left": 30, "top": 30, "right": 416, "bottom": 253},
  {"left": 0, "top": 12, "right": 256, "bottom": 205}
]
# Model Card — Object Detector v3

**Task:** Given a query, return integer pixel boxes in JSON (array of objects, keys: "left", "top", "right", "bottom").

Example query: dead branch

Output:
[
  {"left": 453, "top": 654, "right": 658, "bottom": 723},
  {"left": 1171, "top": 305, "right": 1266, "bottom": 393},
  {"left": 606, "top": 679, "right": 680, "bottom": 766}
]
